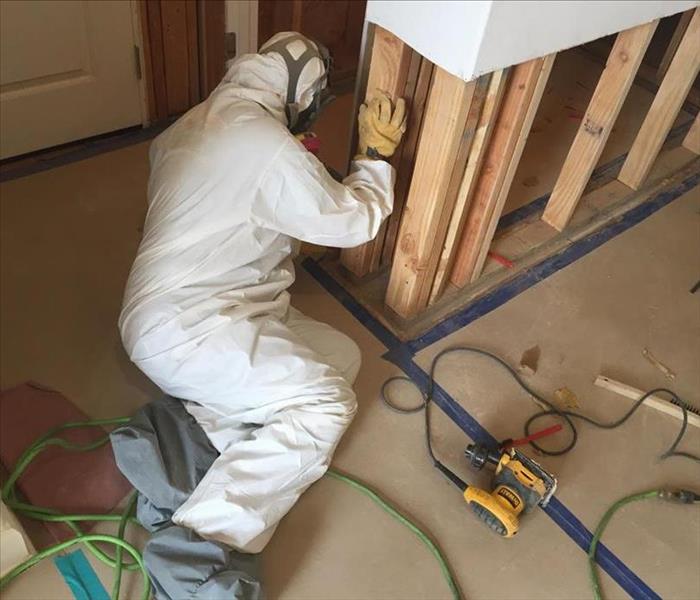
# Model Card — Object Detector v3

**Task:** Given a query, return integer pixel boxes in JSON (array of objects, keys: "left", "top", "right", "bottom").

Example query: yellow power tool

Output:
[{"left": 462, "top": 444, "right": 557, "bottom": 537}]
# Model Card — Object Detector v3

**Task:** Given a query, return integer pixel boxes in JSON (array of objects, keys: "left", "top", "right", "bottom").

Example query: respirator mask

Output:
[{"left": 261, "top": 33, "right": 334, "bottom": 134}]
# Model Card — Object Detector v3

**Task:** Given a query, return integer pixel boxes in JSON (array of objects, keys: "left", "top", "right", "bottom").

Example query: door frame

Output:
[
  {"left": 130, "top": 0, "right": 151, "bottom": 126},
  {"left": 226, "top": 0, "right": 259, "bottom": 55},
  {"left": 135, "top": 0, "right": 227, "bottom": 123}
]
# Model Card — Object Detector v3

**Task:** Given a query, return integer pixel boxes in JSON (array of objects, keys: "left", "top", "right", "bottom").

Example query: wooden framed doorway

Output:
[{"left": 138, "top": 0, "right": 227, "bottom": 122}]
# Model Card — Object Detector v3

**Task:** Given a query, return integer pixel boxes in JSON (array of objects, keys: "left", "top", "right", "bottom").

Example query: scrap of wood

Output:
[
  {"left": 449, "top": 54, "right": 556, "bottom": 288},
  {"left": 429, "top": 69, "right": 509, "bottom": 303},
  {"left": 656, "top": 9, "right": 693, "bottom": 83},
  {"left": 385, "top": 67, "right": 477, "bottom": 318},
  {"left": 519, "top": 345, "right": 540, "bottom": 376},
  {"left": 594, "top": 375, "right": 699, "bottom": 428},
  {"left": 641, "top": 347, "right": 676, "bottom": 380},
  {"left": 554, "top": 387, "right": 579, "bottom": 409},
  {"left": 682, "top": 113, "right": 700, "bottom": 155},
  {"left": 618, "top": 9, "right": 700, "bottom": 190},
  {"left": 339, "top": 26, "right": 413, "bottom": 278},
  {"left": 542, "top": 21, "right": 658, "bottom": 231}
]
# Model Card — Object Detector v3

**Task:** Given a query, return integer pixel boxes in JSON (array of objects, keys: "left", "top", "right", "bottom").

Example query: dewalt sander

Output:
[
  {"left": 462, "top": 444, "right": 557, "bottom": 537},
  {"left": 380, "top": 347, "right": 561, "bottom": 539},
  {"left": 426, "top": 435, "right": 557, "bottom": 538}
]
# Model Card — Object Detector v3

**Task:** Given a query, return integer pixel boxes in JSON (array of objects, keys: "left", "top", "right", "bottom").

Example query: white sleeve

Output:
[{"left": 251, "top": 138, "right": 395, "bottom": 247}]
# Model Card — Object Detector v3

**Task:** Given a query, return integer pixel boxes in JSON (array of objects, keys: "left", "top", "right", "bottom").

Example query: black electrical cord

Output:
[
  {"left": 382, "top": 368, "right": 469, "bottom": 491},
  {"left": 380, "top": 346, "right": 700, "bottom": 470}
]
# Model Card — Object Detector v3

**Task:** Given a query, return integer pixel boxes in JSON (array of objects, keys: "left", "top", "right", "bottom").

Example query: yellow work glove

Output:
[{"left": 357, "top": 90, "right": 407, "bottom": 160}]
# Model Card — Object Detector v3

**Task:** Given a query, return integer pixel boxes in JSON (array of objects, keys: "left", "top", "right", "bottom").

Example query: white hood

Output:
[{"left": 213, "top": 32, "right": 328, "bottom": 127}]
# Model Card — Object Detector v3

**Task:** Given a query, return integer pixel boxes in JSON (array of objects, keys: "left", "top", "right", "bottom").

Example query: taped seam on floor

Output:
[
  {"left": 303, "top": 244, "right": 669, "bottom": 599},
  {"left": 54, "top": 550, "right": 110, "bottom": 600}
]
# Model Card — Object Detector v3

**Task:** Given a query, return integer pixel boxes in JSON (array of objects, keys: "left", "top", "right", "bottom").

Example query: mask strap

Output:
[{"left": 261, "top": 34, "right": 322, "bottom": 128}]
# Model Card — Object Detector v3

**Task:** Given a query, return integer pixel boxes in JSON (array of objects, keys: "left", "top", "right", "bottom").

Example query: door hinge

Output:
[{"left": 134, "top": 45, "right": 142, "bottom": 80}]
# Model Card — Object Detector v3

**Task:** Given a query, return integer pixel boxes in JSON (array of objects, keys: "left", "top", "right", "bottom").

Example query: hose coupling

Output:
[{"left": 658, "top": 489, "right": 700, "bottom": 504}]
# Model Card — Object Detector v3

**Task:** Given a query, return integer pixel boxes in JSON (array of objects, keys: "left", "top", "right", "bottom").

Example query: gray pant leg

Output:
[
  {"left": 111, "top": 397, "right": 263, "bottom": 600},
  {"left": 111, "top": 396, "right": 218, "bottom": 521},
  {"left": 145, "top": 526, "right": 262, "bottom": 600}
]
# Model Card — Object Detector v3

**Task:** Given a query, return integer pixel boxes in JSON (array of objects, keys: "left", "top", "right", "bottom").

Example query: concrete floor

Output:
[{"left": 1, "top": 115, "right": 699, "bottom": 598}]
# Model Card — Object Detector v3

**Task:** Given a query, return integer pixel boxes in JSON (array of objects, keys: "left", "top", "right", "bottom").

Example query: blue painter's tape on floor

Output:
[
  {"left": 301, "top": 257, "right": 404, "bottom": 354},
  {"left": 407, "top": 169, "right": 700, "bottom": 354},
  {"left": 411, "top": 365, "right": 661, "bottom": 600},
  {"left": 298, "top": 164, "right": 700, "bottom": 600},
  {"left": 303, "top": 255, "right": 661, "bottom": 598},
  {"left": 54, "top": 550, "right": 110, "bottom": 600},
  {"left": 390, "top": 354, "right": 498, "bottom": 447},
  {"left": 543, "top": 499, "right": 661, "bottom": 600},
  {"left": 304, "top": 255, "right": 662, "bottom": 598}
]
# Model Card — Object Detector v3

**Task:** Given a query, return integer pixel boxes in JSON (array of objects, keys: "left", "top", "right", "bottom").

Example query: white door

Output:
[{"left": 0, "top": 0, "right": 144, "bottom": 159}]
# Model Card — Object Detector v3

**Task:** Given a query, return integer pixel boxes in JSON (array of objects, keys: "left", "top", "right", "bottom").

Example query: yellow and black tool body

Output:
[{"left": 462, "top": 444, "right": 557, "bottom": 537}]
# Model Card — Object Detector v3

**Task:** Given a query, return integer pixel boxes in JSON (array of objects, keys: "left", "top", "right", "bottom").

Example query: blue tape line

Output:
[
  {"left": 54, "top": 550, "right": 110, "bottom": 600},
  {"left": 387, "top": 354, "right": 497, "bottom": 447},
  {"left": 301, "top": 179, "right": 700, "bottom": 600},
  {"left": 543, "top": 499, "right": 661, "bottom": 600},
  {"left": 301, "top": 257, "right": 404, "bottom": 354},
  {"left": 402, "top": 351, "right": 661, "bottom": 599},
  {"left": 407, "top": 170, "right": 699, "bottom": 354}
]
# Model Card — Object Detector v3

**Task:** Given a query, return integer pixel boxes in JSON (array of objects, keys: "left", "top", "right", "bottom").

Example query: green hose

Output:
[
  {"left": 0, "top": 533, "right": 147, "bottom": 598},
  {"left": 0, "top": 419, "right": 462, "bottom": 600},
  {"left": 112, "top": 492, "right": 139, "bottom": 600},
  {"left": 326, "top": 468, "right": 462, "bottom": 600},
  {"left": 587, "top": 490, "right": 660, "bottom": 600},
  {"left": 0, "top": 419, "right": 150, "bottom": 600}
]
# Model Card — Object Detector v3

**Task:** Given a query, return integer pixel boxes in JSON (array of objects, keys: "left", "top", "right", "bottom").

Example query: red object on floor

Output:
[
  {"left": 0, "top": 382, "right": 132, "bottom": 547},
  {"left": 487, "top": 250, "right": 515, "bottom": 269},
  {"left": 502, "top": 423, "right": 564, "bottom": 449}
]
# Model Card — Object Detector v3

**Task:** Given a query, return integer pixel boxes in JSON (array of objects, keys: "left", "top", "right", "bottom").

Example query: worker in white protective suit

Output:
[{"left": 119, "top": 32, "right": 407, "bottom": 553}]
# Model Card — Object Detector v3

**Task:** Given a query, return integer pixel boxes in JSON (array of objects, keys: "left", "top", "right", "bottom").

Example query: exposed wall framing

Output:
[
  {"left": 618, "top": 9, "right": 700, "bottom": 190},
  {"left": 542, "top": 21, "right": 658, "bottom": 231},
  {"left": 384, "top": 67, "right": 477, "bottom": 318},
  {"left": 340, "top": 26, "right": 413, "bottom": 278},
  {"left": 325, "top": 8, "right": 700, "bottom": 337}
]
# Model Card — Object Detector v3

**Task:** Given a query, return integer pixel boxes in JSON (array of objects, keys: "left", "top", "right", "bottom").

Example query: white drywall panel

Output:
[
  {"left": 366, "top": 0, "right": 699, "bottom": 81},
  {"left": 364, "top": 0, "right": 493, "bottom": 81}
]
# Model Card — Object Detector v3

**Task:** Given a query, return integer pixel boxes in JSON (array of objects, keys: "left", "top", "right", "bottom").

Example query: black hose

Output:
[{"left": 381, "top": 346, "right": 700, "bottom": 465}]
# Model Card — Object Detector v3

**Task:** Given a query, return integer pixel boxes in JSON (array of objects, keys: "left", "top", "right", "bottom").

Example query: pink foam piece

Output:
[{"left": 0, "top": 382, "right": 132, "bottom": 546}]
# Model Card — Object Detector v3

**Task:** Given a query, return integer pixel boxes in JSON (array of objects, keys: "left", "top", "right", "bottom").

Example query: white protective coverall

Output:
[{"left": 119, "top": 35, "right": 394, "bottom": 553}]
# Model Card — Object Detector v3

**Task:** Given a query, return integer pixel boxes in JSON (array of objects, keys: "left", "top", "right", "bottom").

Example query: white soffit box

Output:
[{"left": 365, "top": 0, "right": 699, "bottom": 81}]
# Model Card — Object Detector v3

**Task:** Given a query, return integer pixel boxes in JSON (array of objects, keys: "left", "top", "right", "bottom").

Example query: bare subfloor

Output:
[{"left": 1, "top": 138, "right": 698, "bottom": 599}]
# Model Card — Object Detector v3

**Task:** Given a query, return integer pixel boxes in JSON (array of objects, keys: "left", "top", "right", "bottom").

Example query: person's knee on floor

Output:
[{"left": 112, "top": 397, "right": 265, "bottom": 599}]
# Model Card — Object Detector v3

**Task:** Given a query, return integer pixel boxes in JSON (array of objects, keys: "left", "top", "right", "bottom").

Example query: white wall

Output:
[
  {"left": 365, "top": 0, "right": 493, "bottom": 81},
  {"left": 366, "top": 0, "right": 699, "bottom": 81},
  {"left": 225, "top": 0, "right": 258, "bottom": 56}
]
